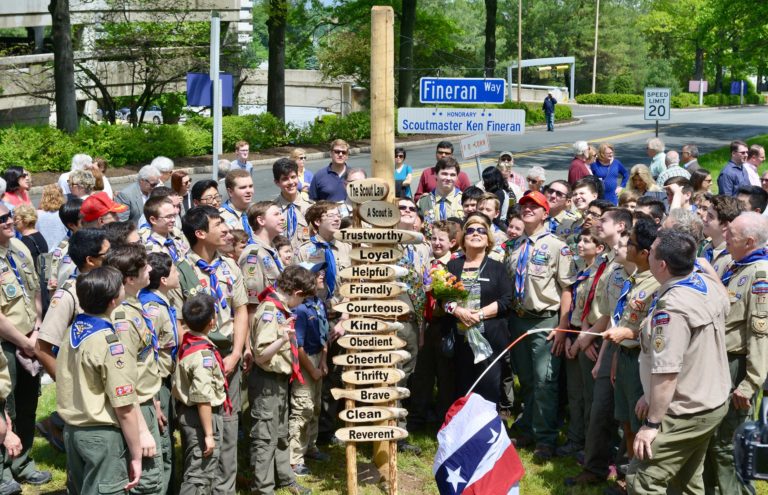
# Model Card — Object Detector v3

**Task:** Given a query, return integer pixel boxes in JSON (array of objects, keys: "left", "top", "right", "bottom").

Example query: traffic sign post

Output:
[{"left": 644, "top": 87, "right": 671, "bottom": 137}]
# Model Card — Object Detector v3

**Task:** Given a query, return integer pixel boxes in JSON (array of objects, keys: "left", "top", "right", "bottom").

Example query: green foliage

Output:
[
  {"left": 575, "top": 93, "right": 645, "bottom": 106},
  {"left": 608, "top": 72, "right": 638, "bottom": 95},
  {"left": 0, "top": 127, "right": 78, "bottom": 173},
  {"left": 671, "top": 93, "right": 699, "bottom": 108},
  {"left": 221, "top": 113, "right": 294, "bottom": 151},
  {"left": 153, "top": 92, "right": 187, "bottom": 124},
  {"left": 643, "top": 59, "right": 682, "bottom": 95}
]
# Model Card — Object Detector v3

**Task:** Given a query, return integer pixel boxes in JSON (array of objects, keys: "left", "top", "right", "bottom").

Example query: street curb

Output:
[
  {"left": 30, "top": 118, "right": 584, "bottom": 194},
  {"left": 570, "top": 103, "right": 764, "bottom": 112}
]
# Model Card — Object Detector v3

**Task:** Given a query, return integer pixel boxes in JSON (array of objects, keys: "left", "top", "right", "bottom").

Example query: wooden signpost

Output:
[
  {"left": 337, "top": 334, "right": 407, "bottom": 351},
  {"left": 331, "top": 386, "right": 410, "bottom": 403},
  {"left": 339, "top": 282, "right": 404, "bottom": 299},
  {"left": 339, "top": 406, "right": 408, "bottom": 422},
  {"left": 338, "top": 264, "right": 408, "bottom": 281},
  {"left": 340, "top": 318, "right": 404, "bottom": 333},
  {"left": 349, "top": 246, "right": 403, "bottom": 264},
  {"left": 359, "top": 201, "right": 401, "bottom": 227},
  {"left": 341, "top": 367, "right": 406, "bottom": 385},
  {"left": 336, "top": 426, "right": 409, "bottom": 443},
  {"left": 335, "top": 228, "right": 424, "bottom": 244}
]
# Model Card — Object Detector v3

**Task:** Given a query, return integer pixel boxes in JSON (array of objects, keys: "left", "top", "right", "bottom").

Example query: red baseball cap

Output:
[
  {"left": 81, "top": 192, "right": 128, "bottom": 223},
  {"left": 518, "top": 190, "right": 550, "bottom": 214}
]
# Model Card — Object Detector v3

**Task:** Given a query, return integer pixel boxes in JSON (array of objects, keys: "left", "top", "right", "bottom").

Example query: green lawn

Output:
[{"left": 698, "top": 134, "right": 768, "bottom": 190}]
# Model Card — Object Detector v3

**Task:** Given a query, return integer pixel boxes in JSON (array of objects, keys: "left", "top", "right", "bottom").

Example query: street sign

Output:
[
  {"left": 349, "top": 246, "right": 403, "bottom": 264},
  {"left": 341, "top": 368, "right": 406, "bottom": 385},
  {"left": 331, "top": 386, "right": 411, "bottom": 402},
  {"left": 688, "top": 80, "right": 708, "bottom": 93},
  {"left": 358, "top": 201, "right": 400, "bottom": 227},
  {"left": 335, "top": 426, "right": 409, "bottom": 442},
  {"left": 338, "top": 265, "right": 408, "bottom": 281},
  {"left": 398, "top": 107, "right": 525, "bottom": 135},
  {"left": 419, "top": 77, "right": 506, "bottom": 104},
  {"left": 460, "top": 133, "right": 491, "bottom": 160},
  {"left": 336, "top": 229, "right": 424, "bottom": 244},
  {"left": 339, "top": 406, "right": 408, "bottom": 423},
  {"left": 333, "top": 300, "right": 411, "bottom": 316},
  {"left": 644, "top": 87, "right": 671, "bottom": 121},
  {"left": 338, "top": 334, "right": 407, "bottom": 351},
  {"left": 339, "top": 282, "right": 404, "bottom": 299},
  {"left": 346, "top": 179, "right": 389, "bottom": 203},
  {"left": 340, "top": 318, "right": 404, "bottom": 333},
  {"left": 332, "top": 350, "right": 411, "bottom": 367}
]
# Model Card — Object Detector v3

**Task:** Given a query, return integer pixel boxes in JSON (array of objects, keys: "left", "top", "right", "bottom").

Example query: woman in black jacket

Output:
[{"left": 444, "top": 212, "right": 513, "bottom": 404}]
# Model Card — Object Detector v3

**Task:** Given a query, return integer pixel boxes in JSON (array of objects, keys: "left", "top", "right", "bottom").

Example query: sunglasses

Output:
[
  {"left": 465, "top": 226, "right": 488, "bottom": 235},
  {"left": 395, "top": 154, "right": 405, "bottom": 158},
  {"left": 332, "top": 149, "right": 349, "bottom": 155},
  {"left": 547, "top": 189, "right": 567, "bottom": 198},
  {"left": 298, "top": 156, "right": 307, "bottom": 160},
  {"left": 0, "top": 211, "right": 13, "bottom": 224},
  {"left": 398, "top": 205, "right": 418, "bottom": 212}
]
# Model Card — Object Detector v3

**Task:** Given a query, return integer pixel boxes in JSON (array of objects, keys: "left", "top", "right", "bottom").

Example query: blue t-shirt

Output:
[
  {"left": 395, "top": 164, "right": 413, "bottom": 198},
  {"left": 299, "top": 169, "right": 314, "bottom": 191},
  {"left": 309, "top": 164, "right": 347, "bottom": 201},
  {"left": 294, "top": 297, "right": 329, "bottom": 356},
  {"left": 590, "top": 159, "right": 629, "bottom": 205}
]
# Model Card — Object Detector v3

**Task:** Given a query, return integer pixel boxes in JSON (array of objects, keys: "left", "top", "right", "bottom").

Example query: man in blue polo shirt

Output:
[
  {"left": 717, "top": 140, "right": 751, "bottom": 196},
  {"left": 309, "top": 139, "right": 349, "bottom": 202}
]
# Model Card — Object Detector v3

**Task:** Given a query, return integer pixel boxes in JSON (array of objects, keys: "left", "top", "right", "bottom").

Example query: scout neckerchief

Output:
[
  {"left": 147, "top": 234, "right": 179, "bottom": 263},
  {"left": 613, "top": 276, "right": 634, "bottom": 324},
  {"left": 648, "top": 271, "right": 708, "bottom": 315},
  {"left": 721, "top": 248, "right": 768, "bottom": 287},
  {"left": 285, "top": 202, "right": 298, "bottom": 239},
  {"left": 581, "top": 259, "right": 608, "bottom": 322},
  {"left": 122, "top": 300, "right": 159, "bottom": 362},
  {"left": 514, "top": 231, "right": 551, "bottom": 302},
  {"left": 195, "top": 258, "right": 228, "bottom": 313},
  {"left": 138, "top": 289, "right": 179, "bottom": 362},
  {"left": 569, "top": 268, "right": 591, "bottom": 322},
  {"left": 178, "top": 332, "right": 232, "bottom": 413},
  {"left": 431, "top": 188, "right": 459, "bottom": 221},
  {"left": 306, "top": 297, "right": 329, "bottom": 348},
  {"left": 259, "top": 286, "right": 304, "bottom": 384},
  {"left": 221, "top": 201, "right": 254, "bottom": 244},
  {"left": 70, "top": 314, "right": 115, "bottom": 348},
  {"left": 310, "top": 236, "right": 337, "bottom": 298},
  {"left": 6, "top": 248, "right": 28, "bottom": 299}
]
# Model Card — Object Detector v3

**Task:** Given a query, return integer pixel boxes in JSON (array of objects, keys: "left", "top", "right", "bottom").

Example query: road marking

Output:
[{"left": 576, "top": 113, "right": 616, "bottom": 118}]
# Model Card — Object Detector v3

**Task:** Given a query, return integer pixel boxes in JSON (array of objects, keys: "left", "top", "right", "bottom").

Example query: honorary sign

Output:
[
  {"left": 341, "top": 367, "right": 406, "bottom": 385},
  {"left": 338, "top": 334, "right": 407, "bottom": 351},
  {"left": 346, "top": 179, "right": 389, "bottom": 203},
  {"left": 339, "top": 406, "right": 408, "bottom": 423},
  {"left": 333, "top": 300, "right": 410, "bottom": 316},
  {"left": 335, "top": 426, "right": 409, "bottom": 442},
  {"left": 339, "top": 282, "right": 404, "bottom": 299},
  {"left": 340, "top": 318, "right": 404, "bottom": 333},
  {"left": 331, "top": 386, "right": 410, "bottom": 403},
  {"left": 359, "top": 201, "right": 401, "bottom": 227},
  {"left": 336, "top": 229, "right": 424, "bottom": 245},
  {"left": 338, "top": 264, "right": 408, "bottom": 281},
  {"left": 349, "top": 246, "right": 403, "bottom": 264},
  {"left": 332, "top": 350, "right": 411, "bottom": 367}
]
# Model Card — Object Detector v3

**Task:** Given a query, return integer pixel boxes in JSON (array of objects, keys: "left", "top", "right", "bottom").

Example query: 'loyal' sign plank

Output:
[{"left": 349, "top": 246, "right": 402, "bottom": 264}]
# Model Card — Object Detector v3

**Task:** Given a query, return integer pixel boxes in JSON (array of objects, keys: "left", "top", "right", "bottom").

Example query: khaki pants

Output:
[
  {"left": 288, "top": 353, "right": 323, "bottom": 465},
  {"left": 64, "top": 424, "right": 130, "bottom": 495},
  {"left": 133, "top": 401, "right": 163, "bottom": 494}
]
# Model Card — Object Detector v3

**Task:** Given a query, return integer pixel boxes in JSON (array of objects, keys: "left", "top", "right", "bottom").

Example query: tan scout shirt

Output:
[
  {"left": 724, "top": 258, "right": 768, "bottom": 399},
  {"left": 0, "top": 239, "right": 38, "bottom": 335},
  {"left": 569, "top": 260, "right": 603, "bottom": 327},
  {"left": 113, "top": 298, "right": 162, "bottom": 403},
  {"left": 639, "top": 272, "right": 730, "bottom": 415},
  {"left": 142, "top": 291, "right": 177, "bottom": 378},
  {"left": 49, "top": 237, "right": 76, "bottom": 292},
  {"left": 617, "top": 269, "right": 660, "bottom": 348},
  {"left": 590, "top": 252, "right": 626, "bottom": 325},
  {"left": 219, "top": 202, "right": 249, "bottom": 234},
  {"left": 550, "top": 209, "right": 581, "bottom": 237},
  {"left": 57, "top": 317, "right": 138, "bottom": 427},
  {"left": 275, "top": 194, "right": 312, "bottom": 251},
  {"left": 39, "top": 278, "right": 80, "bottom": 347},
  {"left": 0, "top": 351, "right": 11, "bottom": 400},
  {"left": 711, "top": 242, "right": 733, "bottom": 280},
  {"left": 187, "top": 253, "right": 248, "bottom": 353},
  {"left": 505, "top": 229, "right": 577, "bottom": 313},
  {"left": 417, "top": 189, "right": 464, "bottom": 224},
  {"left": 295, "top": 237, "right": 352, "bottom": 306},
  {"left": 173, "top": 334, "right": 226, "bottom": 407},
  {"left": 251, "top": 301, "right": 292, "bottom": 375},
  {"left": 239, "top": 238, "right": 282, "bottom": 304}
]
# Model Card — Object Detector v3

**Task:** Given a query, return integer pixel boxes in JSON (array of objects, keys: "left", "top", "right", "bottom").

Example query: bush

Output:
[
  {"left": 575, "top": 93, "right": 644, "bottom": 106},
  {"left": 671, "top": 93, "right": 698, "bottom": 108},
  {"left": 0, "top": 126, "right": 78, "bottom": 172}
]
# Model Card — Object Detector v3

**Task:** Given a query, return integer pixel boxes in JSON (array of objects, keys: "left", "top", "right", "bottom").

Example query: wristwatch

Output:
[
  {"left": 478, "top": 310, "right": 485, "bottom": 321},
  {"left": 643, "top": 418, "right": 661, "bottom": 429}
]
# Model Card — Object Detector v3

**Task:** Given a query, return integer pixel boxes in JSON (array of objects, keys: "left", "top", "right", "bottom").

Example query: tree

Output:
[
  {"left": 49, "top": 0, "right": 78, "bottom": 134},
  {"left": 266, "top": 0, "right": 288, "bottom": 122},
  {"left": 397, "top": 0, "right": 417, "bottom": 107},
  {"left": 484, "top": 0, "right": 497, "bottom": 77}
]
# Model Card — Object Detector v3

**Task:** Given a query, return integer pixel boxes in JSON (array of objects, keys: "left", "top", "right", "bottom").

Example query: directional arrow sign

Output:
[
  {"left": 340, "top": 318, "right": 404, "bottom": 333},
  {"left": 336, "top": 229, "right": 424, "bottom": 244},
  {"left": 339, "top": 282, "right": 404, "bottom": 299},
  {"left": 339, "top": 406, "right": 408, "bottom": 423},
  {"left": 335, "top": 426, "right": 409, "bottom": 442},
  {"left": 338, "top": 264, "right": 408, "bottom": 281},
  {"left": 331, "top": 386, "right": 410, "bottom": 403},
  {"left": 346, "top": 179, "right": 389, "bottom": 203},
  {"left": 332, "top": 349, "right": 411, "bottom": 367},
  {"left": 341, "top": 368, "right": 406, "bottom": 385},
  {"left": 359, "top": 201, "right": 400, "bottom": 227},
  {"left": 349, "top": 246, "right": 403, "bottom": 264},
  {"left": 338, "top": 334, "right": 407, "bottom": 351},
  {"left": 333, "top": 300, "right": 410, "bottom": 317}
]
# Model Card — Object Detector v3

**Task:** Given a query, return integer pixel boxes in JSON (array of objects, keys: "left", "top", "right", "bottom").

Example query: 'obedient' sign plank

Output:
[{"left": 338, "top": 334, "right": 406, "bottom": 351}]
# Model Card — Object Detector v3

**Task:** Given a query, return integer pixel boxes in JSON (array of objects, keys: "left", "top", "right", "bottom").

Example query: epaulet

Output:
[
  {"left": 113, "top": 311, "right": 126, "bottom": 320},
  {"left": 105, "top": 333, "right": 119, "bottom": 344},
  {"left": 757, "top": 271, "right": 767, "bottom": 279},
  {"left": 62, "top": 279, "right": 75, "bottom": 291},
  {"left": 201, "top": 349, "right": 213, "bottom": 357}
]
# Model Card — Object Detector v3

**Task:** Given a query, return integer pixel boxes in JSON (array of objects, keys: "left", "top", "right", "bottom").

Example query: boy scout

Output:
[
  {"left": 703, "top": 212, "right": 768, "bottom": 494},
  {"left": 628, "top": 229, "right": 730, "bottom": 495},
  {"left": 239, "top": 201, "right": 285, "bottom": 306},
  {"left": 219, "top": 169, "right": 255, "bottom": 241},
  {"left": 556, "top": 179, "right": 598, "bottom": 241},
  {"left": 0, "top": 204, "right": 51, "bottom": 486},
  {"left": 181, "top": 206, "right": 248, "bottom": 495},
  {"left": 139, "top": 253, "right": 182, "bottom": 494},
  {"left": 701, "top": 195, "right": 742, "bottom": 278},
  {"left": 504, "top": 191, "right": 576, "bottom": 460},
  {"left": 174, "top": 294, "right": 228, "bottom": 495},
  {"left": 56, "top": 267, "right": 143, "bottom": 495},
  {"left": 417, "top": 157, "right": 464, "bottom": 224},
  {"left": 105, "top": 244, "right": 163, "bottom": 494},
  {"left": 250, "top": 266, "right": 313, "bottom": 495},
  {"left": 273, "top": 158, "right": 312, "bottom": 251},
  {"left": 544, "top": 180, "right": 579, "bottom": 234},
  {"left": 45, "top": 197, "right": 82, "bottom": 293}
]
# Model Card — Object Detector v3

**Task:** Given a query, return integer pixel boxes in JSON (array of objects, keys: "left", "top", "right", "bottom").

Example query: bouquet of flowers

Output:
[{"left": 427, "top": 267, "right": 469, "bottom": 301}]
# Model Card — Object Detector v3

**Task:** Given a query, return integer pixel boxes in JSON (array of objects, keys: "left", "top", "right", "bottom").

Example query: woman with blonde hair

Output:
[
  {"left": 289, "top": 148, "right": 313, "bottom": 193},
  {"left": 15, "top": 204, "right": 48, "bottom": 268},
  {"left": 36, "top": 183, "right": 68, "bottom": 250},
  {"left": 626, "top": 164, "right": 666, "bottom": 201},
  {"left": 91, "top": 157, "right": 113, "bottom": 198},
  {"left": 589, "top": 143, "right": 629, "bottom": 205}
]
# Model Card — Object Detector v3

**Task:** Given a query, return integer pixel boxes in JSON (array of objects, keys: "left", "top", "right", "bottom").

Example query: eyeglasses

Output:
[
  {"left": 332, "top": 149, "right": 349, "bottom": 155},
  {"left": 297, "top": 156, "right": 307, "bottom": 160},
  {"left": 142, "top": 178, "right": 160, "bottom": 188},
  {"left": 395, "top": 154, "right": 405, "bottom": 158},
  {"left": 499, "top": 159, "right": 512, "bottom": 163},
  {"left": 585, "top": 210, "right": 601, "bottom": 218},
  {"left": 527, "top": 178, "right": 542, "bottom": 183},
  {"left": 547, "top": 189, "right": 567, "bottom": 198},
  {"left": 157, "top": 214, "right": 177, "bottom": 221},
  {"left": 20, "top": 173, "right": 29, "bottom": 178},
  {"left": 182, "top": 179, "right": 192, "bottom": 186},
  {"left": 398, "top": 205, "right": 418, "bottom": 212},
  {"left": 0, "top": 211, "right": 13, "bottom": 223},
  {"left": 761, "top": 178, "right": 768, "bottom": 183},
  {"left": 322, "top": 212, "right": 341, "bottom": 219},
  {"left": 200, "top": 194, "right": 222, "bottom": 202},
  {"left": 465, "top": 226, "right": 488, "bottom": 235},
  {"left": 736, "top": 150, "right": 748, "bottom": 155}
]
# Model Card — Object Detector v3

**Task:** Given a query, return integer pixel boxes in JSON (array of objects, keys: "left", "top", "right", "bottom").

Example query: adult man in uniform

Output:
[
  {"left": 545, "top": 180, "right": 579, "bottom": 234},
  {"left": 239, "top": 201, "right": 285, "bottom": 308},
  {"left": 703, "top": 212, "right": 768, "bottom": 494},
  {"left": 273, "top": 158, "right": 312, "bottom": 251},
  {"left": 627, "top": 229, "right": 730, "bottom": 494},
  {"left": 219, "top": 169, "right": 255, "bottom": 242},
  {"left": 182, "top": 206, "right": 249, "bottom": 495},
  {"left": 505, "top": 191, "right": 576, "bottom": 460}
]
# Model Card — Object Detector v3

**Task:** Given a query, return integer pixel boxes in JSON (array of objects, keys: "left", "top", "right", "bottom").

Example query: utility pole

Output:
[
  {"left": 517, "top": 0, "right": 522, "bottom": 102},
  {"left": 591, "top": 0, "right": 600, "bottom": 94}
]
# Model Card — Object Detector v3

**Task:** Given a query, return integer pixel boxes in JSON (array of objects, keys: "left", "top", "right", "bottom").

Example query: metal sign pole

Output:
[{"left": 210, "top": 12, "right": 222, "bottom": 180}]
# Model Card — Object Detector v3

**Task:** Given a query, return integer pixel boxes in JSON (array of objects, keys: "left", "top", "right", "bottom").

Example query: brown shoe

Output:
[{"left": 565, "top": 470, "right": 606, "bottom": 487}]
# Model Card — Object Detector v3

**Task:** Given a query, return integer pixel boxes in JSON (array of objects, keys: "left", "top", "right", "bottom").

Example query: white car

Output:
[{"left": 118, "top": 105, "right": 164, "bottom": 124}]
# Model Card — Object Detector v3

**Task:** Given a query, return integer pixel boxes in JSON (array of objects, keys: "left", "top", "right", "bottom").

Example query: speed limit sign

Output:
[{"left": 644, "top": 88, "right": 671, "bottom": 121}]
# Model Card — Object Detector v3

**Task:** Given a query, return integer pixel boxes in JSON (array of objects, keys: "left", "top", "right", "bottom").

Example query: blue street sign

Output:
[{"left": 419, "top": 77, "right": 507, "bottom": 104}]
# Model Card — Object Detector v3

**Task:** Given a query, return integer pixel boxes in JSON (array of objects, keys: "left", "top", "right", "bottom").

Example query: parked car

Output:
[{"left": 116, "top": 105, "right": 164, "bottom": 124}]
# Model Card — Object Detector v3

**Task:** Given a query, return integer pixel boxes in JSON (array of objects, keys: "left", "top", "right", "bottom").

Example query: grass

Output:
[
  {"left": 29, "top": 384, "right": 768, "bottom": 494},
  {"left": 698, "top": 133, "right": 768, "bottom": 188}
]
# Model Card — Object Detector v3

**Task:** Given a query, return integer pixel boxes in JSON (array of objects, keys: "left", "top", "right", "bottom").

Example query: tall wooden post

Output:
[{"left": 370, "top": 6, "right": 397, "bottom": 494}]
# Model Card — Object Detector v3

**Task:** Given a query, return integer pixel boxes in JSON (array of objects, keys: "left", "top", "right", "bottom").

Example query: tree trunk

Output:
[
  {"left": 397, "top": 0, "right": 417, "bottom": 107},
  {"left": 266, "top": 0, "right": 287, "bottom": 122},
  {"left": 49, "top": 0, "right": 79, "bottom": 134},
  {"left": 693, "top": 45, "right": 704, "bottom": 80},
  {"left": 484, "top": 0, "right": 497, "bottom": 78}
]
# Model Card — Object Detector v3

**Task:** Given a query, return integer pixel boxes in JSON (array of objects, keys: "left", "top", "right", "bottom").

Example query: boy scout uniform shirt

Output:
[
  {"left": 140, "top": 229, "right": 189, "bottom": 312},
  {"left": 219, "top": 203, "right": 249, "bottom": 233},
  {"left": 143, "top": 292, "right": 177, "bottom": 378},
  {"left": 617, "top": 269, "right": 660, "bottom": 348},
  {"left": 238, "top": 238, "right": 282, "bottom": 304},
  {"left": 39, "top": 277, "right": 80, "bottom": 347},
  {"left": 173, "top": 333, "right": 226, "bottom": 407},
  {"left": 505, "top": 230, "right": 577, "bottom": 313},
  {"left": 549, "top": 209, "right": 580, "bottom": 237},
  {"left": 417, "top": 189, "right": 465, "bottom": 224},
  {"left": 48, "top": 237, "right": 76, "bottom": 291},
  {"left": 711, "top": 242, "right": 733, "bottom": 279},
  {"left": 588, "top": 250, "right": 622, "bottom": 324},
  {"left": 251, "top": 301, "right": 292, "bottom": 375},
  {"left": 569, "top": 260, "right": 602, "bottom": 327},
  {"left": 295, "top": 238, "right": 352, "bottom": 306},
  {"left": 0, "top": 239, "right": 38, "bottom": 334},
  {"left": 723, "top": 259, "right": 768, "bottom": 399},
  {"left": 639, "top": 272, "right": 731, "bottom": 415},
  {"left": 113, "top": 297, "right": 162, "bottom": 403},
  {"left": 187, "top": 252, "right": 248, "bottom": 353},
  {"left": 56, "top": 319, "right": 138, "bottom": 426},
  {"left": 275, "top": 194, "right": 312, "bottom": 251}
]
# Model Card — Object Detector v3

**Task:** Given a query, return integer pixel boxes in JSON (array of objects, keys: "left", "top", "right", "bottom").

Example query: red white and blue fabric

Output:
[{"left": 434, "top": 394, "right": 524, "bottom": 495}]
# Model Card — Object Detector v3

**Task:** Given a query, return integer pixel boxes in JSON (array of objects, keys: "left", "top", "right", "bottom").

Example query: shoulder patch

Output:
[
  {"left": 262, "top": 312, "right": 274, "bottom": 322},
  {"left": 105, "top": 334, "right": 119, "bottom": 344},
  {"left": 115, "top": 384, "right": 133, "bottom": 397},
  {"left": 560, "top": 246, "right": 572, "bottom": 257},
  {"left": 114, "top": 311, "right": 125, "bottom": 320},
  {"left": 109, "top": 343, "right": 125, "bottom": 356},
  {"left": 652, "top": 312, "right": 670, "bottom": 326},
  {"left": 752, "top": 280, "right": 768, "bottom": 295},
  {"left": 202, "top": 356, "right": 214, "bottom": 368}
]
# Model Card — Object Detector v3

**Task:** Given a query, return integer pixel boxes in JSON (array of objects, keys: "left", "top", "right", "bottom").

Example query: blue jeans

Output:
[{"left": 546, "top": 113, "right": 555, "bottom": 131}]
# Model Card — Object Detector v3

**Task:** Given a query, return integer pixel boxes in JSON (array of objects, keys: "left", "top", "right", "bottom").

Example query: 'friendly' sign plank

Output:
[{"left": 339, "top": 282, "right": 404, "bottom": 299}]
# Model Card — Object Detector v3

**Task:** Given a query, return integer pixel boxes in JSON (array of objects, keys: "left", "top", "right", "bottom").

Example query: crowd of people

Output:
[{"left": 0, "top": 134, "right": 763, "bottom": 495}]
